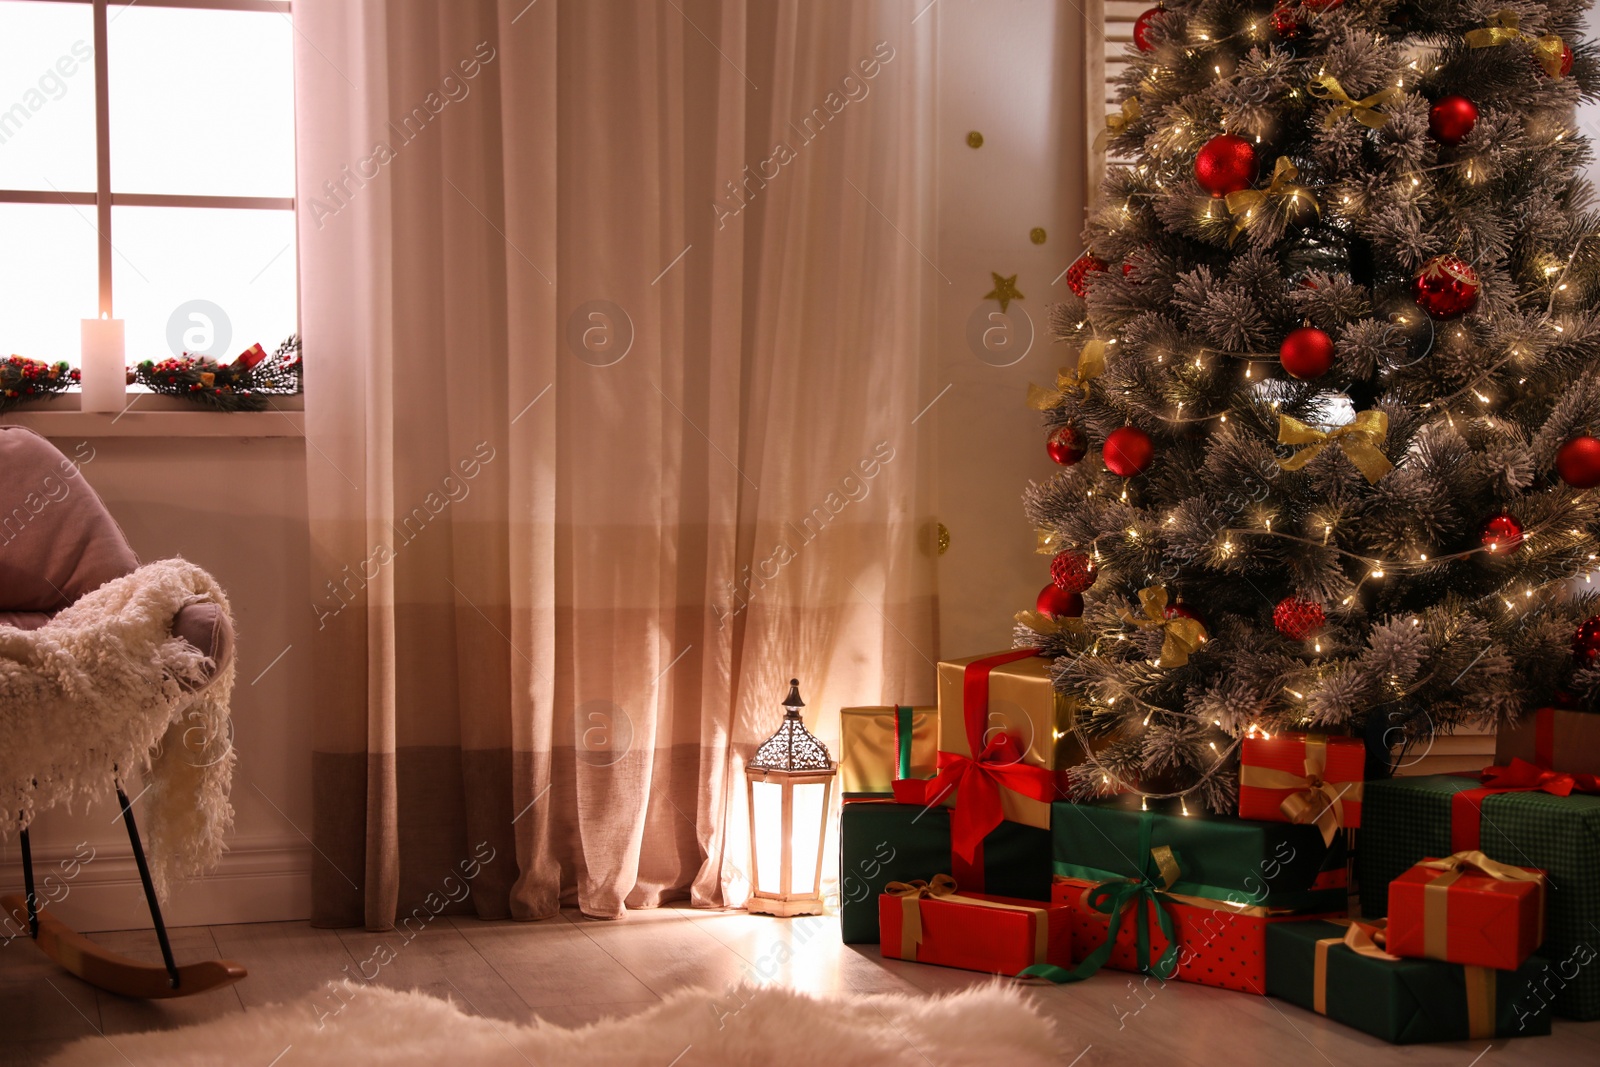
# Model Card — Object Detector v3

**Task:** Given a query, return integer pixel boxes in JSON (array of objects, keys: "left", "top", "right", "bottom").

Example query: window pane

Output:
[
  {"left": 108, "top": 6, "right": 295, "bottom": 197},
  {"left": 0, "top": 1, "right": 97, "bottom": 192},
  {"left": 0, "top": 203, "right": 98, "bottom": 361},
  {"left": 111, "top": 206, "right": 296, "bottom": 364}
]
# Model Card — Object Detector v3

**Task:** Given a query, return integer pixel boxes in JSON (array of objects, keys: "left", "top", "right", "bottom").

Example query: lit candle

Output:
[{"left": 80, "top": 314, "right": 126, "bottom": 413}]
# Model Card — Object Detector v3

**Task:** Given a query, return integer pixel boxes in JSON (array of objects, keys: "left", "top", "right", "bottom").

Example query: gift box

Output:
[
  {"left": 840, "top": 705, "right": 937, "bottom": 798},
  {"left": 1266, "top": 919, "right": 1553, "bottom": 1043},
  {"left": 1357, "top": 768, "right": 1600, "bottom": 1018},
  {"left": 1239, "top": 731, "right": 1364, "bottom": 837},
  {"left": 1386, "top": 852, "right": 1545, "bottom": 971},
  {"left": 1497, "top": 706, "right": 1600, "bottom": 777},
  {"left": 839, "top": 801, "right": 1051, "bottom": 944},
  {"left": 1051, "top": 797, "right": 1349, "bottom": 912},
  {"left": 877, "top": 874, "right": 1072, "bottom": 974}
]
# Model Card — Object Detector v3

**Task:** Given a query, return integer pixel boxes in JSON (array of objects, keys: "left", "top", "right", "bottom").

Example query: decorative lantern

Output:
[{"left": 745, "top": 678, "right": 837, "bottom": 917}]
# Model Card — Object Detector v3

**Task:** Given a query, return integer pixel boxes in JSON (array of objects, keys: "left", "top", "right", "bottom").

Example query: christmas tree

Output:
[{"left": 1023, "top": 0, "right": 1600, "bottom": 810}]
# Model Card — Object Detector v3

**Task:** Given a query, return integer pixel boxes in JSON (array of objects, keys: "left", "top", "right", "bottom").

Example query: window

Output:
[{"left": 0, "top": 0, "right": 295, "bottom": 370}]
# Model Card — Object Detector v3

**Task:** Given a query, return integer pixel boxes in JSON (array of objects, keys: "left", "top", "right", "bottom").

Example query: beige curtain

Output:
[{"left": 295, "top": 0, "right": 937, "bottom": 928}]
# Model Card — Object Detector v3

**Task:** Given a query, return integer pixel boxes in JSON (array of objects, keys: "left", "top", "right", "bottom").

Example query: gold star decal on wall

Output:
[{"left": 985, "top": 272, "right": 1024, "bottom": 312}]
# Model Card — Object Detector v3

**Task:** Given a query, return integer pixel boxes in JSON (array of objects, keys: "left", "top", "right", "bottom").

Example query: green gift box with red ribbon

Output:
[{"left": 1356, "top": 762, "right": 1600, "bottom": 1019}]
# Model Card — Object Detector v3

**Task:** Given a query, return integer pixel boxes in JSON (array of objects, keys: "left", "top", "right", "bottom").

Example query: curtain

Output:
[{"left": 294, "top": 0, "right": 937, "bottom": 929}]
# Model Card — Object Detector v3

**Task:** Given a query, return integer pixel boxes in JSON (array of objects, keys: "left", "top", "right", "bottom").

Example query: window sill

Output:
[{"left": 0, "top": 392, "right": 305, "bottom": 438}]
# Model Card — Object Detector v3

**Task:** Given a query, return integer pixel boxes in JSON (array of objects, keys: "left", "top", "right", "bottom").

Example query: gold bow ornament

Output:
[
  {"left": 882, "top": 874, "right": 1053, "bottom": 964},
  {"left": 1093, "top": 97, "right": 1141, "bottom": 153},
  {"left": 1239, "top": 733, "right": 1363, "bottom": 846},
  {"left": 1276, "top": 409, "right": 1393, "bottom": 483},
  {"left": 1121, "top": 586, "right": 1206, "bottom": 668},
  {"left": 1307, "top": 74, "right": 1401, "bottom": 129},
  {"left": 1224, "top": 157, "right": 1319, "bottom": 245},
  {"left": 1466, "top": 10, "right": 1568, "bottom": 79},
  {"left": 1413, "top": 852, "right": 1547, "bottom": 962},
  {"left": 1027, "top": 340, "right": 1107, "bottom": 409}
]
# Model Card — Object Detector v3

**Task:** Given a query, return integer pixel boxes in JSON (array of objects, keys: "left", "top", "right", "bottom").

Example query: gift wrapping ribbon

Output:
[
  {"left": 1093, "top": 97, "right": 1140, "bottom": 153},
  {"left": 1238, "top": 733, "right": 1363, "bottom": 846},
  {"left": 892, "top": 650, "right": 1057, "bottom": 863},
  {"left": 1466, "top": 10, "right": 1568, "bottom": 80},
  {"left": 1276, "top": 409, "right": 1393, "bottom": 483},
  {"left": 1312, "top": 919, "right": 1497, "bottom": 1038},
  {"left": 1449, "top": 757, "right": 1600, "bottom": 852},
  {"left": 1225, "top": 157, "right": 1318, "bottom": 244},
  {"left": 1307, "top": 74, "right": 1401, "bottom": 128},
  {"left": 895, "top": 706, "right": 915, "bottom": 780},
  {"left": 1027, "top": 340, "right": 1107, "bottom": 409},
  {"left": 884, "top": 874, "right": 1051, "bottom": 964},
  {"left": 1120, "top": 586, "right": 1206, "bottom": 668},
  {"left": 1416, "top": 852, "right": 1546, "bottom": 961}
]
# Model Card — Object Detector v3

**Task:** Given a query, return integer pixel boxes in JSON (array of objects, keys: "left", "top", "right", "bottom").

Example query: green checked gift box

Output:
[
  {"left": 1356, "top": 772, "right": 1600, "bottom": 1019},
  {"left": 1050, "top": 797, "right": 1349, "bottom": 912},
  {"left": 839, "top": 802, "right": 1051, "bottom": 944},
  {"left": 1266, "top": 919, "right": 1553, "bottom": 1044}
]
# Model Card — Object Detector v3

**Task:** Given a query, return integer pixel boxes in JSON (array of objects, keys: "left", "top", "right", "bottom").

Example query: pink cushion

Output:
[
  {"left": 172, "top": 600, "right": 235, "bottom": 677},
  {"left": 0, "top": 611, "right": 53, "bottom": 630}
]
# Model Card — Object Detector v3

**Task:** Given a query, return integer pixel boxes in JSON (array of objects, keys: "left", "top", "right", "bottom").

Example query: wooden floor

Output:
[{"left": 3, "top": 907, "right": 1598, "bottom": 1065}]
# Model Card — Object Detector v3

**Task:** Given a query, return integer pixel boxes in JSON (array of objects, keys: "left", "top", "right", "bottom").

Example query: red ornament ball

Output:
[
  {"left": 1538, "top": 42, "right": 1575, "bottom": 79},
  {"left": 1574, "top": 616, "right": 1600, "bottom": 665},
  {"left": 1103, "top": 425, "right": 1154, "bottom": 477},
  {"left": 1556, "top": 435, "right": 1600, "bottom": 488},
  {"left": 1428, "top": 95, "right": 1479, "bottom": 145},
  {"left": 1050, "top": 551, "right": 1099, "bottom": 594},
  {"left": 1194, "top": 134, "right": 1258, "bottom": 197},
  {"left": 1480, "top": 513, "right": 1524, "bottom": 554},
  {"left": 1037, "top": 584, "right": 1085, "bottom": 619},
  {"left": 1164, "top": 602, "right": 1205, "bottom": 632},
  {"left": 1271, "top": 1, "right": 1301, "bottom": 38},
  {"left": 1278, "top": 326, "right": 1335, "bottom": 380},
  {"left": 1132, "top": 6, "right": 1163, "bottom": 52},
  {"left": 1300, "top": 0, "right": 1343, "bottom": 9},
  {"left": 1046, "top": 423, "right": 1089, "bottom": 466},
  {"left": 1412, "top": 255, "right": 1480, "bottom": 319},
  {"left": 1273, "top": 597, "right": 1326, "bottom": 640},
  {"left": 1065, "top": 253, "right": 1109, "bottom": 298}
]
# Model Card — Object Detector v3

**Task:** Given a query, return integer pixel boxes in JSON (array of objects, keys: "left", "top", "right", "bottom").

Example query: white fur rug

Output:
[{"left": 44, "top": 983, "right": 1057, "bottom": 1066}]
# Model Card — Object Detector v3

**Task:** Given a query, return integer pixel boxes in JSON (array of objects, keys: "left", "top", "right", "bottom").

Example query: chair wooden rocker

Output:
[{"left": 0, "top": 426, "right": 246, "bottom": 998}]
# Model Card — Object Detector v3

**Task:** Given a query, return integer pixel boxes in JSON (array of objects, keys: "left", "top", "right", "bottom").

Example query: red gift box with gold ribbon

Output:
[
  {"left": 1238, "top": 731, "right": 1364, "bottom": 841},
  {"left": 877, "top": 875, "right": 1072, "bottom": 975},
  {"left": 1385, "top": 851, "right": 1546, "bottom": 971}
]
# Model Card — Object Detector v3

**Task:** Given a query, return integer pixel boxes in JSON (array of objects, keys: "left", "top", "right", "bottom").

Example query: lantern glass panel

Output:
[
  {"left": 789, "top": 780, "right": 829, "bottom": 896},
  {"left": 750, "top": 778, "right": 784, "bottom": 895}
]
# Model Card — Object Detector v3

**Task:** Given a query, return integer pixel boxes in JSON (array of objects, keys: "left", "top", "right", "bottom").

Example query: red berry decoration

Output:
[
  {"left": 1271, "top": 0, "right": 1301, "bottom": 38},
  {"left": 1575, "top": 616, "right": 1600, "bottom": 665},
  {"left": 1103, "top": 425, "right": 1154, "bottom": 477},
  {"left": 1194, "top": 134, "right": 1258, "bottom": 197},
  {"left": 1412, "top": 255, "right": 1480, "bottom": 319},
  {"left": 1480, "top": 513, "right": 1524, "bottom": 554},
  {"left": 1273, "top": 596, "right": 1326, "bottom": 640},
  {"left": 1050, "top": 551, "right": 1099, "bottom": 594},
  {"left": 1556, "top": 435, "right": 1600, "bottom": 488},
  {"left": 1037, "top": 584, "right": 1085, "bottom": 619},
  {"left": 1065, "top": 253, "right": 1109, "bottom": 298},
  {"left": 1428, "top": 95, "right": 1479, "bottom": 145},
  {"left": 1046, "top": 423, "right": 1089, "bottom": 466},
  {"left": 1278, "top": 326, "right": 1335, "bottom": 380}
]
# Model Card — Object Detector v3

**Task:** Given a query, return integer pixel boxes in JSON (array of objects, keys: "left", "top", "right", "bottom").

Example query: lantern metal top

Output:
[{"left": 749, "top": 678, "right": 833, "bottom": 772}]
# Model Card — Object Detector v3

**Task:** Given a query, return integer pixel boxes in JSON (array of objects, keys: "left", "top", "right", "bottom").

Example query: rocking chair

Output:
[{"left": 0, "top": 426, "right": 246, "bottom": 998}]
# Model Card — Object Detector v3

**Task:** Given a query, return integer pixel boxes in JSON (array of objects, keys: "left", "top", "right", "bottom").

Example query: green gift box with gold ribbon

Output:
[
  {"left": 840, "top": 705, "right": 937, "bottom": 799},
  {"left": 1265, "top": 919, "right": 1552, "bottom": 1044}
]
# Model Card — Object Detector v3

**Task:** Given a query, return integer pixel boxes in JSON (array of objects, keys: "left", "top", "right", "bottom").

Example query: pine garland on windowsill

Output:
[
  {"left": 134, "top": 335, "right": 302, "bottom": 413},
  {"left": 0, "top": 357, "right": 79, "bottom": 413}
]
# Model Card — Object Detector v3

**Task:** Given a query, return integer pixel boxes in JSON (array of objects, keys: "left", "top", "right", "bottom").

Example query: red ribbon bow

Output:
[
  {"left": 1450, "top": 758, "right": 1600, "bottom": 852},
  {"left": 893, "top": 732, "right": 1057, "bottom": 862}
]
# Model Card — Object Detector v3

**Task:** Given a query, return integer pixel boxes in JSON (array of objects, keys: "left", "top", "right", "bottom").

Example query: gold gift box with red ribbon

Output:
[
  {"left": 878, "top": 874, "right": 1073, "bottom": 975},
  {"left": 1238, "top": 731, "right": 1364, "bottom": 842},
  {"left": 1386, "top": 851, "right": 1546, "bottom": 972},
  {"left": 839, "top": 705, "right": 938, "bottom": 798}
]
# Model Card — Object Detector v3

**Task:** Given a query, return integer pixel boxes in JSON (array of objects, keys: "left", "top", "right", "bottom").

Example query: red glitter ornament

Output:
[
  {"left": 1412, "top": 255, "right": 1480, "bottom": 319},
  {"left": 1132, "top": 6, "right": 1163, "bottom": 52},
  {"left": 1278, "top": 326, "right": 1335, "bottom": 380},
  {"left": 1050, "top": 551, "right": 1099, "bottom": 594},
  {"left": 1299, "top": 0, "right": 1342, "bottom": 8},
  {"left": 1273, "top": 597, "right": 1326, "bottom": 640},
  {"left": 1480, "top": 513, "right": 1524, "bottom": 554},
  {"left": 1575, "top": 616, "right": 1600, "bottom": 665},
  {"left": 1271, "top": 1, "right": 1301, "bottom": 38},
  {"left": 1037, "top": 584, "right": 1085, "bottom": 619},
  {"left": 1046, "top": 423, "right": 1089, "bottom": 466},
  {"left": 1556, "top": 435, "right": 1600, "bottom": 488},
  {"left": 1428, "top": 95, "right": 1479, "bottom": 145},
  {"left": 1194, "top": 134, "right": 1258, "bottom": 197},
  {"left": 1103, "top": 425, "right": 1154, "bottom": 477},
  {"left": 1065, "top": 253, "right": 1109, "bottom": 298}
]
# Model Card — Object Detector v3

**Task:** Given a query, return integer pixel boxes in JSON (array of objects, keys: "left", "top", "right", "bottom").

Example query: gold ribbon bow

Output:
[
  {"left": 1307, "top": 74, "right": 1401, "bottom": 129},
  {"left": 1276, "top": 409, "right": 1393, "bottom": 483},
  {"left": 1224, "top": 157, "right": 1318, "bottom": 245},
  {"left": 884, "top": 874, "right": 1050, "bottom": 963},
  {"left": 1093, "top": 97, "right": 1140, "bottom": 153},
  {"left": 1417, "top": 852, "right": 1546, "bottom": 962},
  {"left": 1466, "top": 10, "right": 1568, "bottom": 79},
  {"left": 1239, "top": 734, "right": 1364, "bottom": 846},
  {"left": 1121, "top": 586, "right": 1206, "bottom": 668},
  {"left": 1027, "top": 340, "right": 1107, "bottom": 409}
]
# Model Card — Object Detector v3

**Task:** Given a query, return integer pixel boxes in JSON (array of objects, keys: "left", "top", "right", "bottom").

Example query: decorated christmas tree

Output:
[{"left": 1022, "top": 0, "right": 1600, "bottom": 811}]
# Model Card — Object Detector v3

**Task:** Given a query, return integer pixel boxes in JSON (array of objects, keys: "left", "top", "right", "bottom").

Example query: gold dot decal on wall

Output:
[
  {"left": 1030, "top": 227, "right": 1048, "bottom": 244},
  {"left": 967, "top": 131, "right": 984, "bottom": 148},
  {"left": 937, "top": 523, "right": 951, "bottom": 555}
]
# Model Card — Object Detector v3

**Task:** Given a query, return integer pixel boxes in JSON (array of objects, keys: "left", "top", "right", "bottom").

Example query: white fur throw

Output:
[
  {"left": 44, "top": 982, "right": 1060, "bottom": 1066},
  {"left": 0, "top": 559, "right": 235, "bottom": 898}
]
